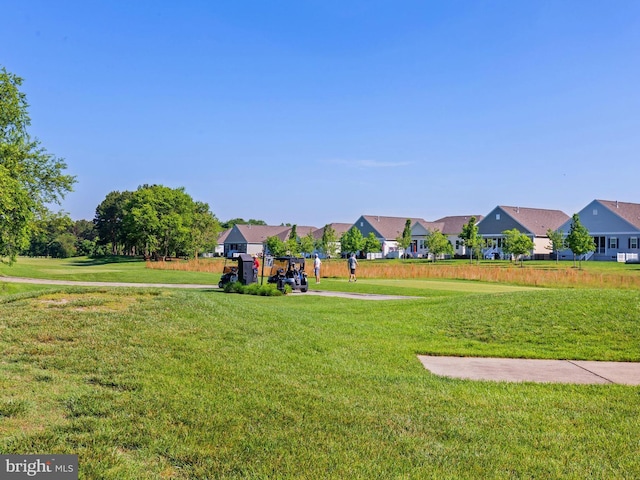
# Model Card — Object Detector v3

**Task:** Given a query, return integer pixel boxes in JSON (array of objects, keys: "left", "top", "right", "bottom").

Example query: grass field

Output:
[{"left": 1, "top": 257, "right": 640, "bottom": 478}]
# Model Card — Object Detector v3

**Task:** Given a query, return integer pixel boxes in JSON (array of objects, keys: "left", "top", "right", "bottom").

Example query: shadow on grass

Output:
[{"left": 67, "top": 256, "right": 145, "bottom": 267}]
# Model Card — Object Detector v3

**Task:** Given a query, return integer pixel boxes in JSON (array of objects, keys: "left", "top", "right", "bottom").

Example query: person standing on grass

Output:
[
  {"left": 252, "top": 255, "right": 260, "bottom": 282},
  {"left": 313, "top": 253, "right": 322, "bottom": 284},
  {"left": 348, "top": 253, "right": 358, "bottom": 282}
]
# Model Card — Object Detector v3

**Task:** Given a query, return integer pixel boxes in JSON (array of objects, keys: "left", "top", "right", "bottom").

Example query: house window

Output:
[
  {"left": 360, "top": 222, "right": 363, "bottom": 227},
  {"left": 630, "top": 238, "right": 638, "bottom": 249},
  {"left": 593, "top": 209, "right": 598, "bottom": 215},
  {"left": 609, "top": 237, "right": 618, "bottom": 249},
  {"left": 496, "top": 213, "right": 501, "bottom": 220}
]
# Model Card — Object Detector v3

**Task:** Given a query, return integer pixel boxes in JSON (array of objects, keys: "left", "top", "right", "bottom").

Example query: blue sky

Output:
[{"left": 3, "top": 1, "right": 639, "bottom": 227}]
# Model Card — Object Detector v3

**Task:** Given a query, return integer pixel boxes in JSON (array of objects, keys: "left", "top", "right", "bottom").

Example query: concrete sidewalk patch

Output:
[{"left": 417, "top": 355, "right": 640, "bottom": 385}]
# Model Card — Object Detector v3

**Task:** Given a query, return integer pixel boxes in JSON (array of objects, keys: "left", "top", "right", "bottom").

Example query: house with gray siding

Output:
[
  {"left": 353, "top": 215, "right": 429, "bottom": 257},
  {"left": 223, "top": 225, "right": 290, "bottom": 257},
  {"left": 557, "top": 199, "right": 640, "bottom": 262},
  {"left": 477, "top": 206, "right": 569, "bottom": 259}
]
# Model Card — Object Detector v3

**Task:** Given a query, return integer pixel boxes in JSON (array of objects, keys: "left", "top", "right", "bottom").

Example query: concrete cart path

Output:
[
  {"left": 1, "top": 276, "right": 419, "bottom": 300},
  {"left": 418, "top": 355, "right": 640, "bottom": 385}
]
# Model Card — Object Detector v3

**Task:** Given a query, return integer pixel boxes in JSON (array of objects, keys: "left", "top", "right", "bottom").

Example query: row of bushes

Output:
[{"left": 222, "top": 281, "right": 287, "bottom": 296}]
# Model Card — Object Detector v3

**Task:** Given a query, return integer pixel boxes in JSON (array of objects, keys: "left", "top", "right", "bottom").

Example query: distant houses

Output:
[
  {"left": 216, "top": 198, "right": 640, "bottom": 262},
  {"left": 557, "top": 200, "right": 640, "bottom": 262},
  {"left": 477, "top": 206, "right": 569, "bottom": 259}
]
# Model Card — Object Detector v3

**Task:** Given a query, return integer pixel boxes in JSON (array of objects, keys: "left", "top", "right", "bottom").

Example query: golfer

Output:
[
  {"left": 313, "top": 253, "right": 322, "bottom": 284},
  {"left": 348, "top": 253, "right": 358, "bottom": 282}
]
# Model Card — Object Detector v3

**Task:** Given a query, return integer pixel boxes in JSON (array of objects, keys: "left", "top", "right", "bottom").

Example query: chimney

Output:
[{"left": 616, "top": 200, "right": 619, "bottom": 208}]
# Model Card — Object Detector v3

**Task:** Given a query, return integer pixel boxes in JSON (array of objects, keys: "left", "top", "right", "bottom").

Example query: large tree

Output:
[
  {"left": 0, "top": 67, "right": 75, "bottom": 263},
  {"left": 94, "top": 190, "right": 133, "bottom": 255},
  {"left": 190, "top": 201, "right": 220, "bottom": 259},
  {"left": 122, "top": 185, "right": 195, "bottom": 259},
  {"left": 25, "top": 210, "right": 73, "bottom": 257},
  {"left": 565, "top": 213, "right": 595, "bottom": 269}
]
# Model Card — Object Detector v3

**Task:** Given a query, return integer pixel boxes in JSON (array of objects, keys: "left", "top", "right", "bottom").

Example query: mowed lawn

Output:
[{"left": 1, "top": 259, "right": 640, "bottom": 478}]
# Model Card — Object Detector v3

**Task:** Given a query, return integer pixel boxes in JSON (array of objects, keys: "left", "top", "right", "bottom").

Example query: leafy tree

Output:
[
  {"left": 502, "top": 229, "right": 534, "bottom": 266},
  {"left": 122, "top": 185, "right": 195, "bottom": 259},
  {"left": 49, "top": 232, "right": 77, "bottom": 258},
  {"left": 565, "top": 213, "right": 595, "bottom": 269},
  {"left": 73, "top": 219, "right": 97, "bottom": 242},
  {"left": 361, "top": 232, "right": 381, "bottom": 257},
  {"left": 220, "top": 218, "right": 266, "bottom": 229},
  {"left": 190, "top": 201, "right": 220, "bottom": 258},
  {"left": 288, "top": 225, "right": 298, "bottom": 242},
  {"left": 459, "top": 216, "right": 482, "bottom": 264},
  {"left": 94, "top": 190, "right": 133, "bottom": 255},
  {"left": 340, "top": 227, "right": 365, "bottom": 256},
  {"left": 0, "top": 67, "right": 75, "bottom": 263},
  {"left": 546, "top": 228, "right": 565, "bottom": 264},
  {"left": 425, "top": 229, "right": 454, "bottom": 262},
  {"left": 300, "top": 231, "right": 315, "bottom": 257},
  {"left": 265, "top": 235, "right": 287, "bottom": 257},
  {"left": 318, "top": 224, "right": 337, "bottom": 258},
  {"left": 25, "top": 210, "right": 73, "bottom": 257},
  {"left": 396, "top": 219, "right": 412, "bottom": 258}
]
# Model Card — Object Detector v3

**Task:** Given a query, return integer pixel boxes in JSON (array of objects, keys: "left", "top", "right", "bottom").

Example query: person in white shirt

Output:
[{"left": 313, "top": 253, "right": 322, "bottom": 284}]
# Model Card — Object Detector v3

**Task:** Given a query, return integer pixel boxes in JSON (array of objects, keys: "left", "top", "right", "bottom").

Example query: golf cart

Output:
[
  {"left": 218, "top": 253, "right": 257, "bottom": 288},
  {"left": 267, "top": 256, "right": 309, "bottom": 293}
]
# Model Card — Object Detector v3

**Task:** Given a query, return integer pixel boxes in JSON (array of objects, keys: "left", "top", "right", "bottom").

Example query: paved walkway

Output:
[
  {"left": 418, "top": 355, "right": 640, "bottom": 385},
  {"left": 0, "top": 276, "right": 418, "bottom": 300}
]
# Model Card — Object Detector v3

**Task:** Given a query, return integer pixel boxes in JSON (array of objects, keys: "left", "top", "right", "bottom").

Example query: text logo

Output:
[{"left": 1, "top": 455, "right": 78, "bottom": 479}]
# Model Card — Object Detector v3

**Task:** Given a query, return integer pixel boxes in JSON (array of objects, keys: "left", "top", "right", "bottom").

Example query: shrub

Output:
[{"left": 223, "top": 282, "right": 283, "bottom": 296}]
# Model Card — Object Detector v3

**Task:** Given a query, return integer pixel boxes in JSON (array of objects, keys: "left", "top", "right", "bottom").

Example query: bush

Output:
[{"left": 223, "top": 282, "right": 283, "bottom": 296}]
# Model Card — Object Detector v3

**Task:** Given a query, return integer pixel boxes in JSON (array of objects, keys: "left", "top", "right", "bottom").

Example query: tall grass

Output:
[{"left": 149, "top": 257, "right": 640, "bottom": 289}]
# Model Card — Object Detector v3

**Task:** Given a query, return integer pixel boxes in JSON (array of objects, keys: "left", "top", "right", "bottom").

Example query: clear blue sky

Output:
[{"left": 3, "top": 1, "right": 639, "bottom": 227}]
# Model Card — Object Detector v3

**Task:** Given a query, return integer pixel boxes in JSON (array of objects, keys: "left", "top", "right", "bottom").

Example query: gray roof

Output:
[
  {"left": 232, "top": 225, "right": 291, "bottom": 243},
  {"left": 360, "top": 215, "right": 429, "bottom": 240},
  {"left": 312, "top": 223, "right": 354, "bottom": 240},
  {"left": 496, "top": 206, "right": 569, "bottom": 236},
  {"left": 433, "top": 215, "right": 485, "bottom": 235},
  {"left": 596, "top": 199, "right": 640, "bottom": 230}
]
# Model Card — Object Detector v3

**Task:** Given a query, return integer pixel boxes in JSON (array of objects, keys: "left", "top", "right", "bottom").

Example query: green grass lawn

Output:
[
  {"left": 1, "top": 258, "right": 640, "bottom": 478},
  {"left": 0, "top": 256, "right": 219, "bottom": 285}
]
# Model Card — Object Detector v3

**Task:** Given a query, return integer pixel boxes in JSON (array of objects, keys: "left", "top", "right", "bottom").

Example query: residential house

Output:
[
  {"left": 557, "top": 199, "right": 640, "bottom": 262},
  {"left": 223, "top": 225, "right": 290, "bottom": 257},
  {"left": 477, "top": 206, "right": 569, "bottom": 259},
  {"left": 223, "top": 224, "right": 318, "bottom": 257},
  {"left": 433, "top": 215, "right": 485, "bottom": 257},
  {"left": 353, "top": 215, "right": 429, "bottom": 257},
  {"left": 311, "top": 223, "right": 354, "bottom": 257},
  {"left": 213, "top": 228, "right": 231, "bottom": 257}
]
